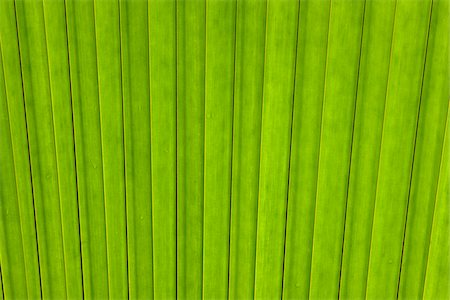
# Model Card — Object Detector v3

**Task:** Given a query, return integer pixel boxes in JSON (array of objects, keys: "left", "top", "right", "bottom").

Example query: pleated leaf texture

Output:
[{"left": 0, "top": 0, "right": 449, "bottom": 299}]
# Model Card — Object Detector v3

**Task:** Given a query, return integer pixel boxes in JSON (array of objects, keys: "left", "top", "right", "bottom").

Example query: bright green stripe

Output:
[
  {"left": 0, "top": 2, "right": 41, "bottom": 297},
  {"left": 229, "top": 1, "right": 266, "bottom": 299},
  {"left": 203, "top": 0, "right": 236, "bottom": 298},
  {"left": 423, "top": 107, "right": 450, "bottom": 299},
  {"left": 282, "top": 0, "right": 330, "bottom": 297},
  {"left": 339, "top": 0, "right": 396, "bottom": 298},
  {"left": 254, "top": 0, "right": 299, "bottom": 297},
  {"left": 228, "top": 0, "right": 265, "bottom": 297},
  {"left": 0, "top": 44, "right": 28, "bottom": 299},
  {"left": 42, "top": 0, "right": 83, "bottom": 298},
  {"left": 148, "top": 0, "right": 177, "bottom": 297},
  {"left": 398, "top": 0, "right": 449, "bottom": 297},
  {"left": 365, "top": 0, "right": 432, "bottom": 297},
  {"left": 120, "top": 0, "right": 153, "bottom": 298},
  {"left": 15, "top": 0, "right": 67, "bottom": 297},
  {"left": 308, "top": 0, "right": 365, "bottom": 298},
  {"left": 94, "top": 0, "right": 128, "bottom": 297},
  {"left": 176, "top": 0, "right": 205, "bottom": 297},
  {"left": 65, "top": 0, "right": 109, "bottom": 297}
]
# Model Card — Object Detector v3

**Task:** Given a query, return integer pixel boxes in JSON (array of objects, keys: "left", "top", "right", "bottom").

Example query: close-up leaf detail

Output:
[{"left": 0, "top": 0, "right": 448, "bottom": 299}]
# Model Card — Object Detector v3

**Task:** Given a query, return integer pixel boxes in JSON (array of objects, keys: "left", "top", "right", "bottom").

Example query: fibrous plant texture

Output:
[{"left": 0, "top": 0, "right": 448, "bottom": 299}]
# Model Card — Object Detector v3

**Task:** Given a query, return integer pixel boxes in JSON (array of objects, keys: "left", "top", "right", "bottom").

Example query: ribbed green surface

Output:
[{"left": 0, "top": 0, "right": 448, "bottom": 299}]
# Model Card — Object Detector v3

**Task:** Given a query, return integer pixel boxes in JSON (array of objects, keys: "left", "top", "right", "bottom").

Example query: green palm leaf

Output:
[{"left": 0, "top": 0, "right": 448, "bottom": 299}]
